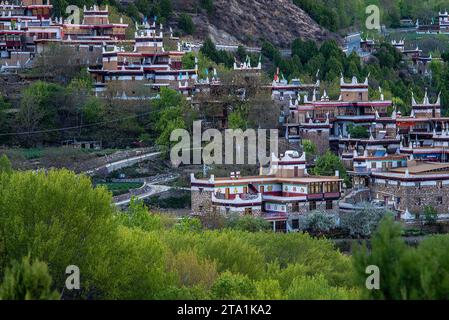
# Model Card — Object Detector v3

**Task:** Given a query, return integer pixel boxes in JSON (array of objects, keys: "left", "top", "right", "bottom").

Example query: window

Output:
[
  {"left": 437, "top": 196, "right": 443, "bottom": 205},
  {"left": 416, "top": 198, "right": 421, "bottom": 206},
  {"left": 309, "top": 201, "right": 317, "bottom": 211},
  {"left": 198, "top": 205, "right": 203, "bottom": 212},
  {"left": 199, "top": 188, "right": 203, "bottom": 194},
  {"left": 292, "top": 219, "right": 299, "bottom": 230},
  {"left": 326, "top": 201, "right": 333, "bottom": 210},
  {"left": 89, "top": 46, "right": 93, "bottom": 52},
  {"left": 324, "top": 182, "right": 339, "bottom": 193},
  {"left": 244, "top": 208, "right": 252, "bottom": 215},
  {"left": 371, "top": 162, "right": 376, "bottom": 169},
  {"left": 415, "top": 182, "right": 421, "bottom": 189},
  {"left": 310, "top": 183, "right": 322, "bottom": 194},
  {"left": 437, "top": 181, "right": 442, "bottom": 189},
  {"left": 260, "top": 186, "right": 265, "bottom": 193}
]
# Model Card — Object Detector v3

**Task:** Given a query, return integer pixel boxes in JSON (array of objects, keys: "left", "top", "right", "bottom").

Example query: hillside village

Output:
[
  {"left": 1, "top": 1, "right": 449, "bottom": 234},
  {"left": 3, "top": 0, "right": 449, "bottom": 302}
]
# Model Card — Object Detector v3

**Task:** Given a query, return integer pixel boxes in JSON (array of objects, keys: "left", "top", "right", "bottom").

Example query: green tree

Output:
[
  {"left": 115, "top": 198, "right": 167, "bottom": 232},
  {"left": 156, "top": 106, "right": 186, "bottom": 148},
  {"left": 211, "top": 271, "right": 256, "bottom": 299},
  {"left": 261, "top": 41, "right": 282, "bottom": 65},
  {"left": 226, "top": 215, "right": 271, "bottom": 232},
  {"left": 415, "top": 235, "right": 449, "bottom": 299},
  {"left": 353, "top": 216, "right": 420, "bottom": 299},
  {"left": 82, "top": 97, "right": 105, "bottom": 123},
  {"left": 160, "top": 0, "right": 172, "bottom": 19},
  {"left": 167, "top": 249, "right": 218, "bottom": 289},
  {"left": 374, "top": 43, "right": 403, "bottom": 69},
  {"left": 302, "top": 139, "right": 317, "bottom": 156},
  {"left": 0, "top": 256, "right": 59, "bottom": 300},
  {"left": 200, "top": 231, "right": 265, "bottom": 278},
  {"left": 286, "top": 274, "right": 358, "bottom": 299},
  {"left": 200, "top": 0, "right": 214, "bottom": 15},
  {"left": 175, "top": 217, "right": 203, "bottom": 233},
  {"left": 106, "top": 226, "right": 169, "bottom": 299},
  {"left": 152, "top": 88, "right": 190, "bottom": 149},
  {"left": 0, "top": 155, "right": 12, "bottom": 174},
  {"left": 291, "top": 38, "right": 318, "bottom": 65},
  {"left": 179, "top": 13, "right": 195, "bottom": 35},
  {"left": 313, "top": 151, "right": 348, "bottom": 186},
  {"left": 254, "top": 279, "right": 283, "bottom": 299},
  {"left": 228, "top": 109, "right": 247, "bottom": 130},
  {"left": 347, "top": 124, "right": 369, "bottom": 139},
  {"left": 423, "top": 205, "right": 438, "bottom": 225},
  {"left": 16, "top": 81, "right": 67, "bottom": 145},
  {"left": 126, "top": 3, "right": 140, "bottom": 21},
  {"left": 0, "top": 169, "right": 118, "bottom": 298}
]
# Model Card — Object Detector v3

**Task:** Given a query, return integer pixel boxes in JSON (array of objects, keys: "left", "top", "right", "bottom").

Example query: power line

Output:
[{"left": 0, "top": 111, "right": 155, "bottom": 137}]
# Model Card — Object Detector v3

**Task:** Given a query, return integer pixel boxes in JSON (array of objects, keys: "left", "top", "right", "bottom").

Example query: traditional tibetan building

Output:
[
  {"left": 270, "top": 68, "right": 318, "bottom": 101},
  {"left": 191, "top": 151, "right": 342, "bottom": 232},
  {"left": 87, "top": 26, "right": 197, "bottom": 96},
  {"left": 0, "top": 2, "right": 129, "bottom": 71},
  {"left": 417, "top": 11, "right": 449, "bottom": 34},
  {"left": 283, "top": 75, "right": 395, "bottom": 154},
  {"left": 370, "top": 160, "right": 449, "bottom": 217},
  {"left": 396, "top": 90, "right": 449, "bottom": 161},
  {"left": 0, "top": 0, "right": 53, "bottom": 69}
]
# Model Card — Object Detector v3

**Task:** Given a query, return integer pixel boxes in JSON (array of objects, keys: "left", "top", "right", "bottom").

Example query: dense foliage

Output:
[
  {"left": 354, "top": 216, "right": 449, "bottom": 299},
  {"left": 2, "top": 167, "right": 449, "bottom": 299},
  {"left": 292, "top": 0, "right": 449, "bottom": 31},
  {"left": 178, "top": 13, "right": 195, "bottom": 35},
  {"left": 0, "top": 168, "right": 358, "bottom": 299}
]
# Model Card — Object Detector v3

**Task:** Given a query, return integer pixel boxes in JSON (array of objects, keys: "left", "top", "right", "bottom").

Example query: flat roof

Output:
[{"left": 389, "top": 162, "right": 449, "bottom": 174}]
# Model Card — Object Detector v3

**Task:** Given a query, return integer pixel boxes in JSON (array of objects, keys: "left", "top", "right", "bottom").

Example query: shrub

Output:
[
  {"left": 211, "top": 272, "right": 256, "bottom": 299},
  {"left": 226, "top": 214, "right": 271, "bottom": 232},
  {"left": 340, "top": 202, "right": 390, "bottom": 237},
  {"left": 299, "top": 211, "right": 337, "bottom": 233},
  {"left": 0, "top": 256, "right": 59, "bottom": 300}
]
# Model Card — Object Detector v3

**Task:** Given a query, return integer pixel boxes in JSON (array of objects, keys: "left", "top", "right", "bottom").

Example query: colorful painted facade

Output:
[{"left": 191, "top": 151, "right": 342, "bottom": 232}]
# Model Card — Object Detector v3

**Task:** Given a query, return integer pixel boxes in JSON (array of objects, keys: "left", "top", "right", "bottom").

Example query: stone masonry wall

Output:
[
  {"left": 191, "top": 190, "right": 213, "bottom": 215},
  {"left": 371, "top": 183, "right": 449, "bottom": 215}
]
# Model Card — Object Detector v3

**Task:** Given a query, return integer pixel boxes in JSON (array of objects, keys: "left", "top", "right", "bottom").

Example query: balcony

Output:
[
  {"left": 212, "top": 192, "right": 262, "bottom": 206},
  {"left": 262, "top": 194, "right": 307, "bottom": 202},
  {"left": 307, "top": 192, "right": 341, "bottom": 201}
]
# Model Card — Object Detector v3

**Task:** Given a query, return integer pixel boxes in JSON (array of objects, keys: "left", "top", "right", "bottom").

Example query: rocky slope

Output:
[{"left": 171, "top": 0, "right": 339, "bottom": 47}]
